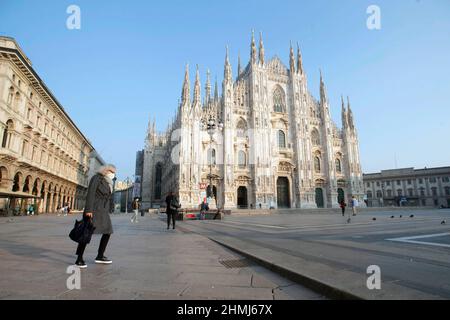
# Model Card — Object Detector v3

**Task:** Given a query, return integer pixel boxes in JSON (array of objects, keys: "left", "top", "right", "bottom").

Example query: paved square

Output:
[
  {"left": 177, "top": 208, "right": 450, "bottom": 299},
  {"left": 0, "top": 213, "right": 323, "bottom": 300}
]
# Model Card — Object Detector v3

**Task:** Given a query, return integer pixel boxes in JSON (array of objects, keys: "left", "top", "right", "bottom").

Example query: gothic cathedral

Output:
[{"left": 141, "top": 33, "right": 364, "bottom": 210}]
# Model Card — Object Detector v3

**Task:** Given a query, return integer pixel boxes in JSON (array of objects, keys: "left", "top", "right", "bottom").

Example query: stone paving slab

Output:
[
  {"left": 0, "top": 213, "right": 323, "bottom": 300},
  {"left": 173, "top": 210, "right": 450, "bottom": 300},
  {"left": 206, "top": 234, "right": 443, "bottom": 300}
]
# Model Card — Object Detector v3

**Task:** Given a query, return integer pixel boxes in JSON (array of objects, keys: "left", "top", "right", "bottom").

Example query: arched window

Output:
[
  {"left": 236, "top": 119, "right": 247, "bottom": 138},
  {"left": 431, "top": 187, "right": 437, "bottom": 196},
  {"left": 367, "top": 191, "right": 373, "bottom": 199},
  {"left": 14, "top": 92, "right": 21, "bottom": 109},
  {"left": 273, "top": 86, "right": 286, "bottom": 113},
  {"left": 376, "top": 190, "right": 383, "bottom": 198},
  {"left": 311, "top": 129, "right": 320, "bottom": 146},
  {"left": 2, "top": 120, "right": 14, "bottom": 149},
  {"left": 12, "top": 172, "right": 21, "bottom": 192},
  {"left": 208, "top": 148, "right": 216, "bottom": 165},
  {"left": 445, "top": 187, "right": 450, "bottom": 196},
  {"left": 278, "top": 130, "right": 286, "bottom": 148},
  {"left": 154, "top": 163, "right": 162, "bottom": 199},
  {"left": 7, "top": 87, "right": 14, "bottom": 104},
  {"left": 314, "top": 156, "right": 321, "bottom": 173},
  {"left": 335, "top": 159, "right": 342, "bottom": 173},
  {"left": 238, "top": 151, "right": 246, "bottom": 168}
]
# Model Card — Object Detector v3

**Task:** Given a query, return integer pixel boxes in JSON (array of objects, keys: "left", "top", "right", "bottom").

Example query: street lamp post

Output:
[
  {"left": 201, "top": 116, "right": 223, "bottom": 208},
  {"left": 125, "top": 177, "right": 130, "bottom": 214},
  {"left": 112, "top": 176, "right": 117, "bottom": 214}
]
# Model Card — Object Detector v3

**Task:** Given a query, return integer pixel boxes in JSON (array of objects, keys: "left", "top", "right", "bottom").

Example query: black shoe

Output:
[
  {"left": 75, "top": 260, "right": 87, "bottom": 269},
  {"left": 95, "top": 256, "right": 112, "bottom": 264},
  {"left": 173, "top": 227, "right": 175, "bottom": 230}
]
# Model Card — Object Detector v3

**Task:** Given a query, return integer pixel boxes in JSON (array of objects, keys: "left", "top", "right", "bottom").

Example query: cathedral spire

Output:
[
  {"left": 193, "top": 64, "right": 201, "bottom": 105},
  {"left": 181, "top": 64, "right": 190, "bottom": 105},
  {"left": 289, "top": 41, "right": 295, "bottom": 74},
  {"left": 146, "top": 114, "right": 151, "bottom": 137},
  {"left": 319, "top": 69, "right": 328, "bottom": 105},
  {"left": 297, "top": 42, "right": 304, "bottom": 75},
  {"left": 341, "top": 95, "right": 348, "bottom": 129},
  {"left": 259, "top": 32, "right": 265, "bottom": 65},
  {"left": 205, "top": 69, "right": 211, "bottom": 106},
  {"left": 146, "top": 115, "right": 155, "bottom": 147},
  {"left": 237, "top": 52, "right": 241, "bottom": 77},
  {"left": 347, "top": 96, "right": 354, "bottom": 129},
  {"left": 224, "top": 46, "right": 232, "bottom": 82},
  {"left": 250, "top": 30, "right": 257, "bottom": 64},
  {"left": 214, "top": 76, "right": 219, "bottom": 103}
]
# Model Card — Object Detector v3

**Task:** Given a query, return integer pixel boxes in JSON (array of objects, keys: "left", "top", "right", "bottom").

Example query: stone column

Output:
[
  {"left": 0, "top": 122, "right": 6, "bottom": 146},
  {"left": 42, "top": 190, "right": 48, "bottom": 213},
  {"left": 48, "top": 192, "right": 54, "bottom": 213}
]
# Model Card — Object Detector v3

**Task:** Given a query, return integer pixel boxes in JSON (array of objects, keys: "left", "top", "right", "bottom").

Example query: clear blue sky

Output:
[{"left": 1, "top": 0, "right": 449, "bottom": 180}]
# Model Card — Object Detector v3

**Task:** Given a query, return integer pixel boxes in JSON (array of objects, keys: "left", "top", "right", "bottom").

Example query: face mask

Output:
[{"left": 106, "top": 172, "right": 115, "bottom": 180}]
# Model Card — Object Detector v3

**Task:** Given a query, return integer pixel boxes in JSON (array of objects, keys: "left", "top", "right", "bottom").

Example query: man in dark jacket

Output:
[
  {"left": 165, "top": 192, "right": 180, "bottom": 230},
  {"left": 131, "top": 198, "right": 140, "bottom": 223},
  {"left": 74, "top": 164, "right": 116, "bottom": 268}
]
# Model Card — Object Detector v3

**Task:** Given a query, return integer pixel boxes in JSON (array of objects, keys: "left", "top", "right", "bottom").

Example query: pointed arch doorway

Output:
[
  {"left": 237, "top": 186, "right": 248, "bottom": 209},
  {"left": 337, "top": 188, "right": 345, "bottom": 204},
  {"left": 315, "top": 188, "right": 324, "bottom": 208},
  {"left": 277, "top": 177, "right": 290, "bottom": 208}
]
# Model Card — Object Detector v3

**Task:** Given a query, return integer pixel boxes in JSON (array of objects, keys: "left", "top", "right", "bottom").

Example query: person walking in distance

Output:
[
  {"left": 339, "top": 200, "right": 347, "bottom": 217},
  {"left": 131, "top": 198, "right": 140, "bottom": 223},
  {"left": 351, "top": 196, "right": 358, "bottom": 216},
  {"left": 165, "top": 192, "right": 180, "bottom": 230},
  {"left": 74, "top": 164, "right": 116, "bottom": 268},
  {"left": 199, "top": 198, "right": 209, "bottom": 220}
]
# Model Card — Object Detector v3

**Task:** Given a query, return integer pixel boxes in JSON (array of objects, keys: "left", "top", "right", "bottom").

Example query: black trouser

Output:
[
  {"left": 167, "top": 212, "right": 176, "bottom": 229},
  {"left": 341, "top": 207, "right": 346, "bottom": 215},
  {"left": 76, "top": 234, "right": 110, "bottom": 262}
]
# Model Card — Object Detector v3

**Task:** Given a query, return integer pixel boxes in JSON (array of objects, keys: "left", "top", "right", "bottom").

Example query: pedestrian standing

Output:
[
  {"left": 131, "top": 198, "right": 140, "bottom": 223},
  {"left": 27, "top": 204, "right": 34, "bottom": 216},
  {"left": 351, "top": 196, "right": 358, "bottom": 216},
  {"left": 165, "top": 192, "right": 180, "bottom": 230},
  {"left": 200, "top": 198, "right": 209, "bottom": 220},
  {"left": 339, "top": 200, "right": 347, "bottom": 217},
  {"left": 74, "top": 164, "right": 116, "bottom": 268}
]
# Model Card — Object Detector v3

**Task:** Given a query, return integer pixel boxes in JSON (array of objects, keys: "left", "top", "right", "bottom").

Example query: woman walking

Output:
[
  {"left": 74, "top": 164, "right": 116, "bottom": 268},
  {"left": 351, "top": 196, "right": 359, "bottom": 216},
  {"left": 131, "top": 198, "right": 140, "bottom": 223},
  {"left": 165, "top": 191, "right": 180, "bottom": 230},
  {"left": 339, "top": 200, "right": 347, "bottom": 217},
  {"left": 199, "top": 198, "right": 209, "bottom": 220}
]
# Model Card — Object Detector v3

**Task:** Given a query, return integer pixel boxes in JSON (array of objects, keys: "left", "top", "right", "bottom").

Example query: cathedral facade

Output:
[{"left": 141, "top": 34, "right": 364, "bottom": 210}]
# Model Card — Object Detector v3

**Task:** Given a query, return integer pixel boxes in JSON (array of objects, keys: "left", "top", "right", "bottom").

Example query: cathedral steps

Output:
[{"left": 228, "top": 206, "right": 437, "bottom": 216}]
